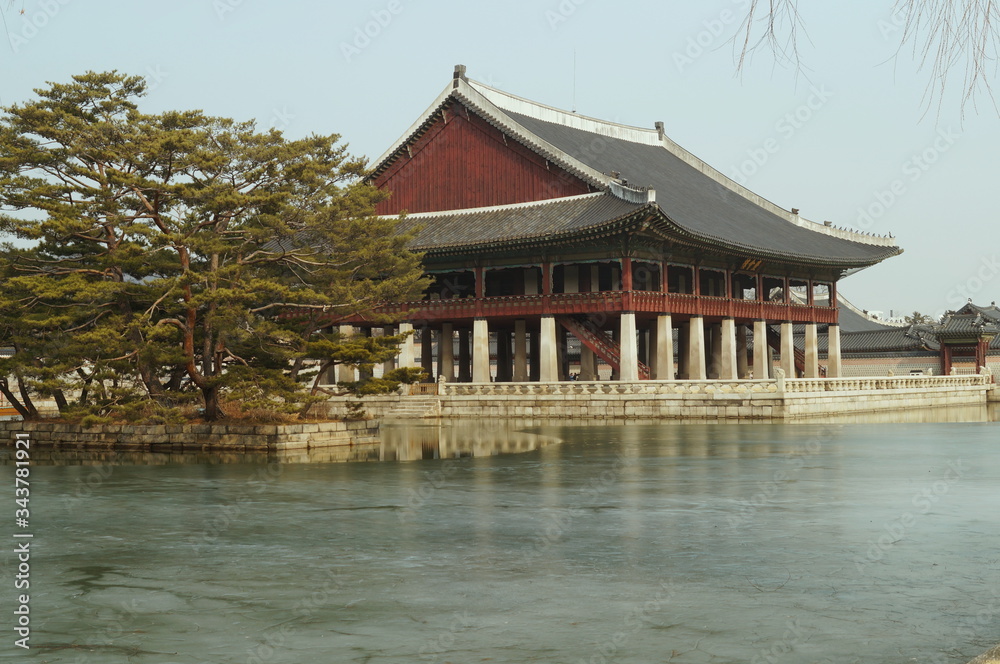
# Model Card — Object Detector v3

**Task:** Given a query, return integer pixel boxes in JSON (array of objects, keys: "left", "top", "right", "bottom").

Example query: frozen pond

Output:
[{"left": 2, "top": 411, "right": 999, "bottom": 663}]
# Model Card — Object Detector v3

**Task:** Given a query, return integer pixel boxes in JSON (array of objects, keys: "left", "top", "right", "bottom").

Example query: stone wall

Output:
[
  {"left": 316, "top": 375, "right": 994, "bottom": 421},
  {"left": 0, "top": 419, "right": 379, "bottom": 451}
]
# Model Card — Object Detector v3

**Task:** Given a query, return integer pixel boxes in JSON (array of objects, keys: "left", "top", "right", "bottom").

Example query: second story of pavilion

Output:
[{"left": 357, "top": 65, "right": 902, "bottom": 328}]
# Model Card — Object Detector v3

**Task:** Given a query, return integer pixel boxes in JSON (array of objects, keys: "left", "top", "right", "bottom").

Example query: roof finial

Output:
[
  {"left": 453, "top": 64, "right": 467, "bottom": 89},
  {"left": 655, "top": 121, "right": 665, "bottom": 140}
]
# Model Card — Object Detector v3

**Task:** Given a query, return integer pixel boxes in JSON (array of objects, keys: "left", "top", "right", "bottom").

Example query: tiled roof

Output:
[
  {"left": 369, "top": 69, "right": 903, "bottom": 269},
  {"left": 398, "top": 193, "right": 644, "bottom": 252},
  {"left": 503, "top": 110, "right": 899, "bottom": 266}
]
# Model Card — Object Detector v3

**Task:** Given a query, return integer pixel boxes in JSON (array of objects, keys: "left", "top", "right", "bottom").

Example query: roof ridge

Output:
[{"left": 468, "top": 78, "right": 897, "bottom": 249}]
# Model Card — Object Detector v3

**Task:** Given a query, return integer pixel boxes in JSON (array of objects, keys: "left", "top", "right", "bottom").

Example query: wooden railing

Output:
[{"left": 337, "top": 291, "right": 837, "bottom": 324}]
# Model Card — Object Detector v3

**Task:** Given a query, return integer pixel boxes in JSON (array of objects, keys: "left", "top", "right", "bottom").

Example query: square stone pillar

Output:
[
  {"left": 708, "top": 322, "right": 722, "bottom": 379},
  {"left": 619, "top": 312, "right": 639, "bottom": 381},
  {"left": 457, "top": 328, "right": 471, "bottom": 382},
  {"left": 439, "top": 323, "right": 454, "bottom": 382},
  {"left": 513, "top": 320, "right": 528, "bottom": 381},
  {"left": 752, "top": 320, "right": 769, "bottom": 380},
  {"left": 496, "top": 328, "right": 512, "bottom": 382},
  {"left": 397, "top": 322, "right": 416, "bottom": 369},
  {"left": 473, "top": 318, "right": 490, "bottom": 383},
  {"left": 780, "top": 321, "right": 795, "bottom": 377},
  {"left": 827, "top": 324, "right": 842, "bottom": 378},
  {"left": 420, "top": 326, "right": 434, "bottom": 381},
  {"left": 677, "top": 321, "right": 690, "bottom": 379},
  {"left": 688, "top": 316, "right": 707, "bottom": 380},
  {"left": 337, "top": 325, "right": 358, "bottom": 382},
  {"left": 804, "top": 322, "right": 819, "bottom": 378},
  {"left": 652, "top": 314, "right": 674, "bottom": 380},
  {"left": 539, "top": 316, "right": 559, "bottom": 382},
  {"left": 736, "top": 324, "right": 749, "bottom": 379},
  {"left": 381, "top": 325, "right": 396, "bottom": 376},
  {"left": 580, "top": 345, "right": 597, "bottom": 380},
  {"left": 719, "top": 318, "right": 738, "bottom": 380}
]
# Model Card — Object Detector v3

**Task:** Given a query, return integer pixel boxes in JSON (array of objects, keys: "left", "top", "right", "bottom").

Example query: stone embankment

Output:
[
  {"left": 0, "top": 419, "right": 379, "bottom": 451},
  {"left": 314, "top": 375, "right": 994, "bottom": 421}
]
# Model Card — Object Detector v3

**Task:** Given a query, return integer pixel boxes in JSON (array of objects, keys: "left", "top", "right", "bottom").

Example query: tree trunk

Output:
[
  {"left": 0, "top": 377, "right": 36, "bottom": 420},
  {"left": 201, "top": 384, "right": 221, "bottom": 421}
]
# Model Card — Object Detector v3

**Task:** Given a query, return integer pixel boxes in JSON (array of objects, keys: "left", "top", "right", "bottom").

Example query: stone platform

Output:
[{"left": 315, "top": 375, "right": 994, "bottom": 421}]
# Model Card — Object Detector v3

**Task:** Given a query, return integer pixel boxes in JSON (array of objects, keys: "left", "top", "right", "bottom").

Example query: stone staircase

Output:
[{"left": 384, "top": 397, "right": 442, "bottom": 419}]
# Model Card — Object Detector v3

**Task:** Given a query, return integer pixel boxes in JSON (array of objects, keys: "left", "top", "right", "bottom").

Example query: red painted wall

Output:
[{"left": 373, "top": 101, "right": 591, "bottom": 215}]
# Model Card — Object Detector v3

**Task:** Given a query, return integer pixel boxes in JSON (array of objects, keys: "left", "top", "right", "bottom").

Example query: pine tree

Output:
[{"left": 0, "top": 71, "right": 426, "bottom": 421}]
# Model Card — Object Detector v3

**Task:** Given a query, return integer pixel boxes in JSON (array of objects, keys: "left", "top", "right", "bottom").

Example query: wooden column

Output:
[{"left": 529, "top": 328, "right": 541, "bottom": 381}]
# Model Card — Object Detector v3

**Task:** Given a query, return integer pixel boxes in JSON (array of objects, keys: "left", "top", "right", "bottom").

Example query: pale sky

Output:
[{"left": 2, "top": 0, "right": 997, "bottom": 319}]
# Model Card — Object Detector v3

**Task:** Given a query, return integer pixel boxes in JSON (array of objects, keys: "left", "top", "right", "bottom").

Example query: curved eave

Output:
[
  {"left": 645, "top": 207, "right": 902, "bottom": 270},
  {"left": 411, "top": 204, "right": 653, "bottom": 258}
]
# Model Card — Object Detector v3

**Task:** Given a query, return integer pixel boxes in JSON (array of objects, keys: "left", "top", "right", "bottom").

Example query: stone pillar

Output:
[
  {"left": 337, "top": 325, "right": 358, "bottom": 382},
  {"left": 677, "top": 320, "right": 690, "bottom": 379},
  {"left": 719, "top": 318, "right": 738, "bottom": 380},
  {"left": 439, "top": 323, "right": 454, "bottom": 382},
  {"left": 708, "top": 322, "right": 722, "bottom": 379},
  {"left": 420, "top": 326, "right": 434, "bottom": 381},
  {"left": 513, "top": 320, "right": 528, "bottom": 381},
  {"left": 688, "top": 316, "right": 707, "bottom": 380},
  {"left": 557, "top": 326, "right": 569, "bottom": 380},
  {"left": 827, "top": 324, "right": 842, "bottom": 378},
  {"left": 752, "top": 320, "right": 769, "bottom": 380},
  {"left": 529, "top": 328, "right": 541, "bottom": 381},
  {"left": 539, "top": 316, "right": 559, "bottom": 381},
  {"left": 652, "top": 314, "right": 674, "bottom": 380},
  {"left": 804, "top": 322, "right": 819, "bottom": 378},
  {"left": 473, "top": 319, "right": 490, "bottom": 382},
  {"left": 780, "top": 321, "right": 795, "bottom": 377},
  {"left": 398, "top": 322, "right": 416, "bottom": 369},
  {"left": 381, "top": 325, "right": 396, "bottom": 376},
  {"left": 735, "top": 324, "right": 749, "bottom": 379},
  {"left": 457, "top": 328, "right": 471, "bottom": 382},
  {"left": 619, "top": 312, "right": 639, "bottom": 381},
  {"left": 496, "top": 328, "right": 512, "bottom": 382},
  {"left": 580, "top": 345, "right": 597, "bottom": 380}
]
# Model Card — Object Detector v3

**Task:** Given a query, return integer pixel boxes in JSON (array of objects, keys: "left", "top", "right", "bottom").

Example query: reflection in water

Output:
[{"left": 2, "top": 415, "right": 998, "bottom": 663}]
